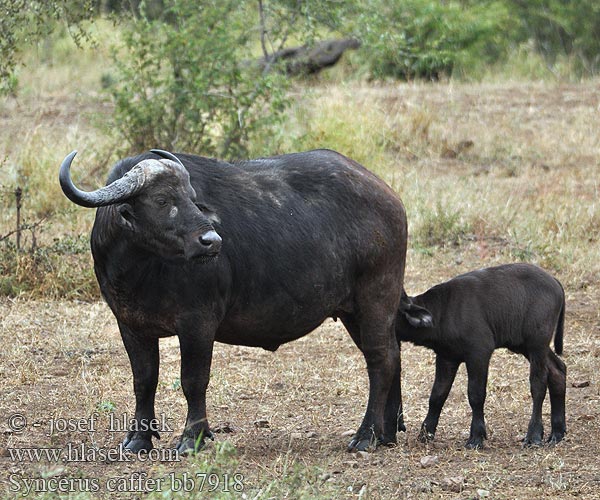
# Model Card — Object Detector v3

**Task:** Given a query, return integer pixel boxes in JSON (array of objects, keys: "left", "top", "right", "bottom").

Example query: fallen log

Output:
[{"left": 258, "top": 38, "right": 361, "bottom": 76}]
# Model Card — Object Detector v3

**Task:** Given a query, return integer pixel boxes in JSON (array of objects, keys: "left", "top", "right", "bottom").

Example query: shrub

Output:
[
  {"left": 108, "top": 0, "right": 291, "bottom": 158},
  {"left": 0, "top": 0, "right": 95, "bottom": 95},
  {"left": 355, "top": 0, "right": 512, "bottom": 80},
  {"left": 0, "top": 235, "right": 97, "bottom": 299},
  {"left": 506, "top": 0, "right": 600, "bottom": 76}
]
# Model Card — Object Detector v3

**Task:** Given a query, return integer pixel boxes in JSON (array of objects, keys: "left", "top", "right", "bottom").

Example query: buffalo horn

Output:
[
  {"left": 59, "top": 151, "right": 148, "bottom": 208},
  {"left": 150, "top": 149, "right": 185, "bottom": 169}
]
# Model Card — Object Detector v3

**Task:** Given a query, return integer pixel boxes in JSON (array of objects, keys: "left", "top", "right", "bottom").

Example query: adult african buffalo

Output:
[{"left": 59, "top": 148, "right": 409, "bottom": 454}]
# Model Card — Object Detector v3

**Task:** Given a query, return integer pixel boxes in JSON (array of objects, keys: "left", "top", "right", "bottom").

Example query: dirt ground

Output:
[
  {"left": 1, "top": 79, "right": 599, "bottom": 498},
  {"left": 0, "top": 280, "right": 598, "bottom": 499}
]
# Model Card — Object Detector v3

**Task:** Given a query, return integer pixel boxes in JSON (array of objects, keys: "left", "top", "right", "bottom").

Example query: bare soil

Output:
[
  {"left": 0, "top": 287, "right": 598, "bottom": 498},
  {"left": 1, "top": 80, "right": 599, "bottom": 498}
]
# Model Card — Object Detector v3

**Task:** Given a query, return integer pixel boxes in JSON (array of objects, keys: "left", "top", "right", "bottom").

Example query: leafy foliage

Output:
[
  {"left": 108, "top": 0, "right": 347, "bottom": 157},
  {"left": 504, "top": 0, "right": 600, "bottom": 74},
  {"left": 0, "top": 0, "right": 95, "bottom": 94},
  {"left": 354, "top": 0, "right": 513, "bottom": 80}
]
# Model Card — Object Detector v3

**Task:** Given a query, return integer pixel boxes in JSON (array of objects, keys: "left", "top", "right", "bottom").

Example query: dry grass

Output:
[
  {"left": 1, "top": 32, "right": 599, "bottom": 498},
  {"left": 0, "top": 291, "right": 598, "bottom": 498},
  {"left": 285, "top": 81, "right": 600, "bottom": 292}
]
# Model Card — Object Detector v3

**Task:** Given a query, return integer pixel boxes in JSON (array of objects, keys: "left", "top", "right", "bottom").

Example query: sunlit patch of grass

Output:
[{"left": 412, "top": 201, "right": 471, "bottom": 248}]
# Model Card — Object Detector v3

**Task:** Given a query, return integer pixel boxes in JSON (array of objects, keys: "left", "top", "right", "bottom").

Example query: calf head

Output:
[{"left": 59, "top": 150, "right": 221, "bottom": 261}]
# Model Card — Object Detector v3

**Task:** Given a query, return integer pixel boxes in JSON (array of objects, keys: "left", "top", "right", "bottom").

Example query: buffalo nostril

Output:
[{"left": 199, "top": 230, "right": 222, "bottom": 251}]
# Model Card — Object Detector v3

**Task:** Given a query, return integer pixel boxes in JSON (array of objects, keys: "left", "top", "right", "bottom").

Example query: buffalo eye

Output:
[{"left": 156, "top": 198, "right": 168, "bottom": 207}]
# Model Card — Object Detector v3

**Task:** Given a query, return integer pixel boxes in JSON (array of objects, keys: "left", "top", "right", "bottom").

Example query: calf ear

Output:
[{"left": 401, "top": 303, "right": 434, "bottom": 328}]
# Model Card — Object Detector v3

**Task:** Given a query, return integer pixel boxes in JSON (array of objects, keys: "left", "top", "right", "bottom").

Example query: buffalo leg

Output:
[
  {"left": 465, "top": 354, "right": 491, "bottom": 449},
  {"left": 419, "top": 356, "right": 460, "bottom": 442},
  {"left": 383, "top": 351, "right": 405, "bottom": 443},
  {"left": 176, "top": 328, "right": 215, "bottom": 454},
  {"left": 547, "top": 350, "right": 567, "bottom": 443},
  {"left": 342, "top": 313, "right": 403, "bottom": 444},
  {"left": 524, "top": 352, "right": 548, "bottom": 446},
  {"left": 347, "top": 305, "right": 400, "bottom": 452},
  {"left": 340, "top": 313, "right": 362, "bottom": 350},
  {"left": 119, "top": 322, "right": 160, "bottom": 453}
]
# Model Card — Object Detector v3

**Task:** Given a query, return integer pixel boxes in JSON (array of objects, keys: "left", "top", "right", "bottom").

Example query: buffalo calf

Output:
[{"left": 398, "top": 263, "right": 566, "bottom": 449}]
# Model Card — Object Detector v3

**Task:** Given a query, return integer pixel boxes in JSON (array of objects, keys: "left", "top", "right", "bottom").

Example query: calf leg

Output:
[
  {"left": 524, "top": 352, "right": 548, "bottom": 446},
  {"left": 119, "top": 322, "right": 160, "bottom": 453},
  {"left": 547, "top": 350, "right": 567, "bottom": 443},
  {"left": 465, "top": 355, "right": 491, "bottom": 449},
  {"left": 176, "top": 320, "right": 216, "bottom": 454},
  {"left": 419, "top": 356, "right": 460, "bottom": 442}
]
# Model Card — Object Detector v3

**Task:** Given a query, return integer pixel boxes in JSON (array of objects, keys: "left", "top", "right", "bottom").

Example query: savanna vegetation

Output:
[{"left": 0, "top": 1, "right": 599, "bottom": 498}]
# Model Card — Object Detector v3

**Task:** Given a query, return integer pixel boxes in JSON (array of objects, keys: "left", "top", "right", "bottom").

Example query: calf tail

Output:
[{"left": 554, "top": 288, "right": 565, "bottom": 356}]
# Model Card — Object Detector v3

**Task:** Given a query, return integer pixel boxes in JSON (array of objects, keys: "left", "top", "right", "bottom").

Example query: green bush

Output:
[
  {"left": 356, "top": 0, "right": 512, "bottom": 80},
  {"left": 108, "top": 0, "right": 290, "bottom": 158},
  {"left": 0, "top": 0, "right": 95, "bottom": 95},
  {"left": 505, "top": 0, "right": 600, "bottom": 75}
]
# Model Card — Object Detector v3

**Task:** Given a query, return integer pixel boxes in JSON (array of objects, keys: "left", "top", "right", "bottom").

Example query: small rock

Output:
[
  {"left": 420, "top": 455, "right": 439, "bottom": 468},
  {"left": 213, "top": 422, "right": 235, "bottom": 434},
  {"left": 477, "top": 489, "right": 490, "bottom": 498},
  {"left": 572, "top": 380, "right": 590, "bottom": 388},
  {"left": 253, "top": 419, "right": 270, "bottom": 428},
  {"left": 341, "top": 430, "right": 355, "bottom": 437},
  {"left": 441, "top": 476, "right": 464, "bottom": 492},
  {"left": 356, "top": 450, "right": 371, "bottom": 460},
  {"left": 306, "top": 431, "right": 318, "bottom": 438},
  {"left": 290, "top": 432, "right": 303, "bottom": 439},
  {"left": 457, "top": 139, "right": 474, "bottom": 153},
  {"left": 577, "top": 414, "right": 594, "bottom": 421}
]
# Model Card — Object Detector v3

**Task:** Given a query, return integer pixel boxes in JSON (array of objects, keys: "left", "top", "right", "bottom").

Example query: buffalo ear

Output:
[
  {"left": 400, "top": 300, "right": 434, "bottom": 328},
  {"left": 116, "top": 203, "right": 135, "bottom": 231}
]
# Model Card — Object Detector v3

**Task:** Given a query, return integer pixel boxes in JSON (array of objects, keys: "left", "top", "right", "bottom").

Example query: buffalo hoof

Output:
[
  {"left": 418, "top": 430, "right": 435, "bottom": 443},
  {"left": 398, "top": 421, "right": 407, "bottom": 433},
  {"left": 465, "top": 438, "right": 484, "bottom": 450},
  {"left": 122, "top": 437, "right": 153, "bottom": 453},
  {"left": 176, "top": 437, "right": 199, "bottom": 456},
  {"left": 547, "top": 431, "right": 565, "bottom": 444},
  {"left": 176, "top": 430, "right": 214, "bottom": 456},
  {"left": 347, "top": 438, "right": 374, "bottom": 452},
  {"left": 347, "top": 435, "right": 379, "bottom": 453},
  {"left": 523, "top": 436, "right": 544, "bottom": 447}
]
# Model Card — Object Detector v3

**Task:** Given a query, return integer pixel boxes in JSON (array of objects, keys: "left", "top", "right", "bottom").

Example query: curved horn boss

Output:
[{"left": 59, "top": 150, "right": 148, "bottom": 208}]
